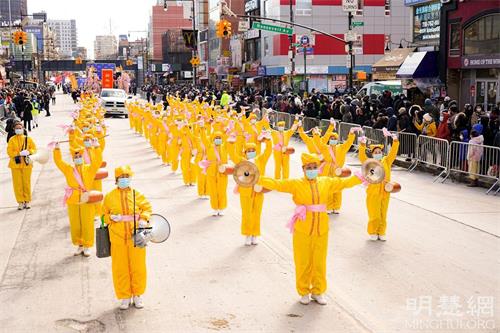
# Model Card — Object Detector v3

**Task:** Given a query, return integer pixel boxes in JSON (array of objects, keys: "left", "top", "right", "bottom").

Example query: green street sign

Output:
[
  {"left": 352, "top": 21, "right": 364, "bottom": 27},
  {"left": 252, "top": 22, "right": 293, "bottom": 35}
]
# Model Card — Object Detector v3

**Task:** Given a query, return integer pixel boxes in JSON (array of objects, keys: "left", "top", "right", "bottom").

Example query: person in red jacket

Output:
[{"left": 436, "top": 111, "right": 451, "bottom": 141}]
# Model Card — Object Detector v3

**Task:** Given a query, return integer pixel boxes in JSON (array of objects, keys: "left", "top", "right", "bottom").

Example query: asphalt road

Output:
[{"left": 0, "top": 92, "right": 498, "bottom": 333}]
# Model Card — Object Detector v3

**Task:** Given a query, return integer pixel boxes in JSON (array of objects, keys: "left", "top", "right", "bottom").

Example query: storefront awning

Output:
[
  {"left": 372, "top": 48, "right": 414, "bottom": 73},
  {"left": 396, "top": 51, "right": 439, "bottom": 78}
]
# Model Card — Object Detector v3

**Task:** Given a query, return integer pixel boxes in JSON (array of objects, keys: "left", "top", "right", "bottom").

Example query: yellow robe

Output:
[
  {"left": 102, "top": 188, "right": 152, "bottom": 299},
  {"left": 53, "top": 147, "right": 102, "bottom": 247},
  {"left": 359, "top": 139, "right": 400, "bottom": 236},
  {"left": 260, "top": 175, "right": 361, "bottom": 296},
  {"left": 7, "top": 134, "right": 36, "bottom": 203},
  {"left": 271, "top": 126, "right": 296, "bottom": 179}
]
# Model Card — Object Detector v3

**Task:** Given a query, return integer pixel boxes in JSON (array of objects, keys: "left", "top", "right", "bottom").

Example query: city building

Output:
[
  {"left": 73, "top": 46, "right": 87, "bottom": 59},
  {"left": 47, "top": 19, "right": 77, "bottom": 59},
  {"left": 0, "top": 0, "right": 27, "bottom": 26},
  {"left": 94, "top": 35, "right": 118, "bottom": 60},
  {"left": 440, "top": 0, "right": 499, "bottom": 111},
  {"left": 149, "top": 1, "right": 192, "bottom": 62}
]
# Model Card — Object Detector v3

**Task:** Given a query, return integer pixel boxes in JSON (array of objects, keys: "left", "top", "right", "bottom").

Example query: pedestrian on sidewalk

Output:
[
  {"left": 30, "top": 96, "right": 40, "bottom": 128},
  {"left": 467, "top": 127, "right": 484, "bottom": 187},
  {"left": 7, "top": 121, "right": 37, "bottom": 210},
  {"left": 102, "top": 166, "right": 153, "bottom": 310},
  {"left": 21, "top": 97, "right": 33, "bottom": 131}
]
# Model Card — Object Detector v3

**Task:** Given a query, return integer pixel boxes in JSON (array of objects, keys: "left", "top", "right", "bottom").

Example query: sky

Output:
[{"left": 27, "top": 0, "right": 157, "bottom": 58}]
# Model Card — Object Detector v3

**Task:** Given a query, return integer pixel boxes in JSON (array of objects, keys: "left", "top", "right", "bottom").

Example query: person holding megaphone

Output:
[
  {"left": 7, "top": 121, "right": 37, "bottom": 210},
  {"left": 102, "top": 166, "right": 153, "bottom": 310}
]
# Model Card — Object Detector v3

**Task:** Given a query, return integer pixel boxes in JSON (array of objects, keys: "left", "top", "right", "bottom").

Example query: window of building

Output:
[
  {"left": 264, "top": 36, "right": 270, "bottom": 57},
  {"left": 464, "top": 14, "right": 500, "bottom": 55},
  {"left": 296, "top": 0, "right": 312, "bottom": 16},
  {"left": 355, "top": 0, "right": 363, "bottom": 17},
  {"left": 449, "top": 22, "right": 460, "bottom": 57},
  {"left": 384, "top": 0, "right": 391, "bottom": 17}
]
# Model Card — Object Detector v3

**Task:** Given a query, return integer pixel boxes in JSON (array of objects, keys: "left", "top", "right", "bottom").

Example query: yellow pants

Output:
[
  {"left": 468, "top": 160, "right": 479, "bottom": 180},
  {"left": 11, "top": 168, "right": 32, "bottom": 203},
  {"left": 67, "top": 203, "right": 95, "bottom": 247},
  {"left": 207, "top": 173, "right": 228, "bottom": 210},
  {"left": 366, "top": 193, "right": 390, "bottom": 236},
  {"left": 197, "top": 169, "right": 208, "bottom": 196},
  {"left": 327, "top": 191, "right": 342, "bottom": 211},
  {"left": 273, "top": 152, "right": 290, "bottom": 179},
  {"left": 180, "top": 155, "right": 197, "bottom": 185},
  {"left": 293, "top": 232, "right": 329, "bottom": 296},
  {"left": 240, "top": 191, "right": 264, "bottom": 236},
  {"left": 169, "top": 145, "right": 180, "bottom": 171},
  {"left": 111, "top": 241, "right": 146, "bottom": 299}
]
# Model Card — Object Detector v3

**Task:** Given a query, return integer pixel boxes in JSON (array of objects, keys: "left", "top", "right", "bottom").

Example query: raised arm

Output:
[
  {"left": 339, "top": 132, "right": 355, "bottom": 155},
  {"left": 326, "top": 175, "right": 362, "bottom": 193},
  {"left": 53, "top": 147, "right": 71, "bottom": 173},
  {"left": 386, "top": 138, "right": 400, "bottom": 165},
  {"left": 359, "top": 142, "right": 368, "bottom": 163},
  {"left": 259, "top": 177, "right": 297, "bottom": 194}
]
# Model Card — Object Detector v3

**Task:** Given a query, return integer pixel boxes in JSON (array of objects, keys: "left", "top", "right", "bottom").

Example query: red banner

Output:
[{"left": 101, "top": 69, "right": 114, "bottom": 89}]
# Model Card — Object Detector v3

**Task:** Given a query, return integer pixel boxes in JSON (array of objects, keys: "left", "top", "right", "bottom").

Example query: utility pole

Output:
[
  {"left": 303, "top": 47, "right": 307, "bottom": 95},
  {"left": 22, "top": 45, "right": 25, "bottom": 80},
  {"left": 289, "top": 0, "right": 295, "bottom": 92},
  {"left": 192, "top": 0, "right": 197, "bottom": 86},
  {"left": 348, "top": 11, "right": 353, "bottom": 92}
]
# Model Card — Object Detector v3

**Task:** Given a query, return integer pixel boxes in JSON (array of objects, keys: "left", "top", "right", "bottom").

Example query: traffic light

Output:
[
  {"left": 126, "top": 59, "right": 133, "bottom": 66},
  {"left": 190, "top": 56, "right": 200, "bottom": 67},
  {"left": 215, "top": 20, "right": 232, "bottom": 39},
  {"left": 12, "top": 31, "right": 25, "bottom": 45},
  {"left": 21, "top": 31, "right": 27, "bottom": 45}
]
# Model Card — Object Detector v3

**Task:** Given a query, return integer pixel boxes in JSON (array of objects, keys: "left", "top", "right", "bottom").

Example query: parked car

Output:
[
  {"left": 359, "top": 80, "right": 403, "bottom": 97},
  {"left": 100, "top": 88, "right": 131, "bottom": 118}
]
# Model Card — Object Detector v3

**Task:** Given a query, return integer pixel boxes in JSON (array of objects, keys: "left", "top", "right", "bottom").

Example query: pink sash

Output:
[
  {"left": 287, "top": 204, "right": 326, "bottom": 233},
  {"left": 62, "top": 167, "right": 87, "bottom": 206},
  {"left": 83, "top": 149, "right": 91, "bottom": 164},
  {"left": 121, "top": 214, "right": 140, "bottom": 222},
  {"left": 273, "top": 132, "right": 284, "bottom": 152}
]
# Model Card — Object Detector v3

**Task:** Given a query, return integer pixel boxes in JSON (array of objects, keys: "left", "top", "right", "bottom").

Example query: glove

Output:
[
  {"left": 133, "top": 231, "right": 152, "bottom": 248},
  {"left": 297, "top": 120, "right": 303, "bottom": 127},
  {"left": 138, "top": 219, "right": 148, "bottom": 229},
  {"left": 20, "top": 150, "right": 30, "bottom": 156},
  {"left": 392, "top": 134, "right": 398, "bottom": 141},
  {"left": 350, "top": 127, "right": 363, "bottom": 134},
  {"left": 92, "top": 138, "right": 100, "bottom": 147},
  {"left": 382, "top": 128, "right": 392, "bottom": 137},
  {"left": 110, "top": 214, "right": 122, "bottom": 222},
  {"left": 330, "top": 118, "right": 336, "bottom": 127},
  {"left": 358, "top": 136, "right": 367, "bottom": 145}
]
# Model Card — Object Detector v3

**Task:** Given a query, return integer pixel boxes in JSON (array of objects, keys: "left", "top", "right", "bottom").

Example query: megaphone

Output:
[
  {"left": 29, "top": 148, "right": 50, "bottom": 165},
  {"left": 140, "top": 214, "right": 171, "bottom": 244},
  {"left": 361, "top": 158, "right": 386, "bottom": 184}
]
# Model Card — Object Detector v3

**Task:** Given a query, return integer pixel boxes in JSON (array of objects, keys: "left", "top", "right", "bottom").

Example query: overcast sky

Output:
[{"left": 28, "top": 0, "right": 157, "bottom": 58}]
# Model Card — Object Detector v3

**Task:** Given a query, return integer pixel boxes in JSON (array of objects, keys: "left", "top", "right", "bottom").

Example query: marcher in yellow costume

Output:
[
  {"left": 179, "top": 124, "right": 197, "bottom": 185},
  {"left": 231, "top": 139, "right": 272, "bottom": 245},
  {"left": 103, "top": 166, "right": 153, "bottom": 310},
  {"left": 259, "top": 153, "right": 362, "bottom": 305},
  {"left": 194, "top": 120, "right": 209, "bottom": 198},
  {"left": 82, "top": 134, "right": 105, "bottom": 218},
  {"left": 358, "top": 131, "right": 400, "bottom": 241},
  {"left": 53, "top": 143, "right": 102, "bottom": 256},
  {"left": 271, "top": 120, "right": 298, "bottom": 179},
  {"left": 202, "top": 131, "right": 229, "bottom": 216},
  {"left": 318, "top": 127, "right": 360, "bottom": 214},
  {"left": 7, "top": 121, "right": 37, "bottom": 210}
]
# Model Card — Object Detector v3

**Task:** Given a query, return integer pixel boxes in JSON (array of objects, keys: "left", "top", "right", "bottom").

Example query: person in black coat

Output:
[{"left": 21, "top": 98, "right": 33, "bottom": 131}]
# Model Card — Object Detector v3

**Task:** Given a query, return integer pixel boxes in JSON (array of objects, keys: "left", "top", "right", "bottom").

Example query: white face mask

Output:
[
  {"left": 15, "top": 128, "right": 23, "bottom": 135},
  {"left": 278, "top": 126, "right": 285, "bottom": 131}
]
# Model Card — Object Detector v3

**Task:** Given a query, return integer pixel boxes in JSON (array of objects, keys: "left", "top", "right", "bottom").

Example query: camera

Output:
[{"left": 14, "top": 156, "right": 22, "bottom": 164}]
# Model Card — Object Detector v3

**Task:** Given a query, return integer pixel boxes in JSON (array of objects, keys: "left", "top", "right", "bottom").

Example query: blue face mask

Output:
[
  {"left": 305, "top": 169, "right": 319, "bottom": 180},
  {"left": 82, "top": 127, "right": 89, "bottom": 132},
  {"left": 246, "top": 151, "right": 256, "bottom": 160},
  {"left": 214, "top": 138, "right": 222, "bottom": 146},
  {"left": 83, "top": 141, "right": 91, "bottom": 148},
  {"left": 74, "top": 157, "right": 83, "bottom": 165},
  {"left": 329, "top": 139, "right": 338, "bottom": 145},
  {"left": 117, "top": 178, "right": 130, "bottom": 189},
  {"left": 373, "top": 153, "right": 383, "bottom": 160}
]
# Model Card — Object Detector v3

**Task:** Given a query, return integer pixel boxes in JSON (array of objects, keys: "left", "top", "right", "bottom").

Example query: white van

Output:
[{"left": 359, "top": 80, "right": 403, "bottom": 97}]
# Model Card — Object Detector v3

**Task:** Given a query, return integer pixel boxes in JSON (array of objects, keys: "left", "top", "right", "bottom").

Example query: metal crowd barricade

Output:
[
  {"left": 443, "top": 141, "right": 500, "bottom": 194},
  {"left": 362, "top": 126, "right": 387, "bottom": 147},
  {"left": 267, "top": 110, "right": 278, "bottom": 128},
  {"left": 409, "top": 135, "right": 450, "bottom": 182},
  {"left": 389, "top": 131, "right": 418, "bottom": 164},
  {"left": 302, "top": 117, "right": 320, "bottom": 132},
  {"left": 276, "top": 111, "right": 292, "bottom": 129},
  {"left": 338, "top": 122, "right": 362, "bottom": 150},
  {"left": 319, "top": 119, "right": 339, "bottom": 135}
]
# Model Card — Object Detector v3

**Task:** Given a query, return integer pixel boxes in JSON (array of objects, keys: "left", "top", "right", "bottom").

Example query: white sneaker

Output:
[
  {"left": 82, "top": 248, "right": 91, "bottom": 257},
  {"left": 17, "top": 203, "right": 24, "bottom": 210},
  {"left": 326, "top": 210, "right": 333, "bottom": 215},
  {"left": 369, "top": 234, "right": 378, "bottom": 241},
  {"left": 218, "top": 210, "right": 225, "bottom": 216},
  {"left": 119, "top": 298, "right": 131, "bottom": 310},
  {"left": 378, "top": 235, "right": 387, "bottom": 241},
  {"left": 251, "top": 236, "right": 259, "bottom": 245},
  {"left": 74, "top": 246, "right": 84, "bottom": 256},
  {"left": 24, "top": 202, "right": 31, "bottom": 209},
  {"left": 332, "top": 210, "right": 339, "bottom": 215},
  {"left": 245, "top": 236, "right": 252, "bottom": 246},
  {"left": 212, "top": 210, "right": 218, "bottom": 216},
  {"left": 299, "top": 295, "right": 311, "bottom": 305},
  {"left": 311, "top": 294, "right": 327, "bottom": 305},
  {"left": 133, "top": 295, "right": 144, "bottom": 309}
]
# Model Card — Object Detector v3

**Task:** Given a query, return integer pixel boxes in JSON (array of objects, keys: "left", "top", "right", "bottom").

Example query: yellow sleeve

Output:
[
  {"left": 339, "top": 132, "right": 355, "bottom": 155},
  {"left": 53, "top": 148, "right": 71, "bottom": 173},
  {"left": 28, "top": 137, "right": 37, "bottom": 155},
  {"left": 259, "top": 176, "right": 297, "bottom": 194},
  {"left": 298, "top": 127, "right": 310, "bottom": 144},
  {"left": 386, "top": 139, "right": 400, "bottom": 165},
  {"left": 359, "top": 143, "right": 368, "bottom": 163},
  {"left": 321, "top": 124, "right": 334, "bottom": 144},
  {"left": 257, "top": 139, "right": 272, "bottom": 165},
  {"left": 89, "top": 147, "right": 103, "bottom": 175},
  {"left": 135, "top": 190, "right": 153, "bottom": 221},
  {"left": 228, "top": 140, "right": 242, "bottom": 164},
  {"left": 326, "top": 175, "right": 362, "bottom": 193},
  {"left": 285, "top": 122, "right": 298, "bottom": 140},
  {"left": 102, "top": 193, "right": 112, "bottom": 225},
  {"left": 429, "top": 123, "right": 437, "bottom": 137},
  {"left": 414, "top": 120, "right": 423, "bottom": 132},
  {"left": 7, "top": 137, "right": 17, "bottom": 158}
]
